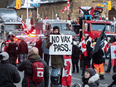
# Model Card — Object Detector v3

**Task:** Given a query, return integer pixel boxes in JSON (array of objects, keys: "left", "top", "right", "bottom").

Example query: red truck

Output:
[{"left": 82, "top": 19, "right": 116, "bottom": 39}]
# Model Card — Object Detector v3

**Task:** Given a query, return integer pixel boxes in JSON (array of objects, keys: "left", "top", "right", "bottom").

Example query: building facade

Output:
[{"left": 0, "top": 0, "right": 116, "bottom": 22}]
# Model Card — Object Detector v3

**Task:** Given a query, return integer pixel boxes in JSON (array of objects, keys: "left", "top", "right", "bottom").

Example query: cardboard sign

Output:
[{"left": 49, "top": 35, "right": 72, "bottom": 55}]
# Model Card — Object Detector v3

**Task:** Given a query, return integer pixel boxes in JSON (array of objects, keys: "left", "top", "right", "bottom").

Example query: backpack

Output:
[{"left": 32, "top": 62, "right": 44, "bottom": 84}]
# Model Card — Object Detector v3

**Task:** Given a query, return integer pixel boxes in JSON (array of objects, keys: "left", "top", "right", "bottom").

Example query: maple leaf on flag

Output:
[
  {"left": 65, "top": 61, "right": 71, "bottom": 75},
  {"left": 113, "top": 50, "right": 116, "bottom": 57}
]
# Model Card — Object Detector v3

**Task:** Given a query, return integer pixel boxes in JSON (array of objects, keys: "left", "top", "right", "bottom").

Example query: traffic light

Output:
[
  {"left": 16, "top": 0, "right": 21, "bottom": 9},
  {"left": 107, "top": 1, "right": 111, "bottom": 10}
]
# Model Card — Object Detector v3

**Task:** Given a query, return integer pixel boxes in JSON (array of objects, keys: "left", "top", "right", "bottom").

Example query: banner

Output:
[
  {"left": 111, "top": 42, "right": 116, "bottom": 66},
  {"left": 49, "top": 35, "right": 72, "bottom": 55}
]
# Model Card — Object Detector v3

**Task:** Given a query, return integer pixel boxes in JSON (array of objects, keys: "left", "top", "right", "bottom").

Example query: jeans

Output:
[
  {"left": 84, "top": 15, "right": 92, "bottom": 20},
  {"left": 20, "top": 54, "right": 27, "bottom": 63}
]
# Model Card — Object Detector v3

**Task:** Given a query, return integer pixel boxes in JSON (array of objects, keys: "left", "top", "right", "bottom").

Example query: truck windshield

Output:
[
  {"left": 1, "top": 13, "right": 20, "bottom": 22},
  {"left": 91, "top": 24, "right": 111, "bottom": 31},
  {"left": 51, "top": 23, "right": 70, "bottom": 30},
  {"left": 4, "top": 24, "right": 22, "bottom": 31}
]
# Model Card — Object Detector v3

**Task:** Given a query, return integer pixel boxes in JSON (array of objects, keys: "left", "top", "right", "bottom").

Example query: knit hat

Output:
[
  {"left": 85, "top": 68, "right": 96, "bottom": 77},
  {"left": 0, "top": 52, "right": 9, "bottom": 61},
  {"left": 53, "top": 26, "right": 59, "bottom": 30},
  {"left": 29, "top": 47, "right": 38, "bottom": 54}
]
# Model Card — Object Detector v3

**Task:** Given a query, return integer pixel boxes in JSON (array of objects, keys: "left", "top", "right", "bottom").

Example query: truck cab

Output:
[
  {"left": 83, "top": 20, "right": 114, "bottom": 39},
  {"left": 35, "top": 19, "right": 78, "bottom": 40}
]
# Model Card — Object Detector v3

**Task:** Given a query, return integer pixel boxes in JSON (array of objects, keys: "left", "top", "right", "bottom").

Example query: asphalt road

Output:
[{"left": 15, "top": 59, "right": 114, "bottom": 87}]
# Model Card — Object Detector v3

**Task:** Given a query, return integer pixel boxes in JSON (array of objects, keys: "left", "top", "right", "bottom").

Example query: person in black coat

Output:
[
  {"left": 0, "top": 52, "right": 20, "bottom": 87},
  {"left": 71, "top": 41, "right": 81, "bottom": 73},
  {"left": 18, "top": 47, "right": 49, "bottom": 87},
  {"left": 18, "top": 38, "right": 28, "bottom": 63},
  {"left": 7, "top": 38, "right": 18, "bottom": 66},
  {"left": 80, "top": 7, "right": 92, "bottom": 20},
  {"left": 81, "top": 41, "right": 93, "bottom": 76},
  {"left": 92, "top": 47, "right": 105, "bottom": 80}
]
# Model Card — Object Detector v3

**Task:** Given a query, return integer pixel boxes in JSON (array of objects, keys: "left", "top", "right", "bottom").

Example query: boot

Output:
[{"left": 100, "top": 75, "right": 105, "bottom": 80}]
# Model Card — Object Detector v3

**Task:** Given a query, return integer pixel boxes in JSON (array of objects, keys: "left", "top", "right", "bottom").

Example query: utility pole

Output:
[{"left": 27, "top": 0, "right": 28, "bottom": 20}]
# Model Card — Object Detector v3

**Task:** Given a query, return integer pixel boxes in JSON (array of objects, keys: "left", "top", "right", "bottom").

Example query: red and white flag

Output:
[
  {"left": 61, "top": 55, "right": 72, "bottom": 86},
  {"left": 78, "top": 6, "right": 95, "bottom": 17},
  {"left": 81, "top": 40, "right": 87, "bottom": 57},
  {"left": 102, "top": 40, "right": 109, "bottom": 52},
  {"left": 37, "top": 68, "right": 44, "bottom": 77},
  {"left": 62, "top": 0, "right": 70, "bottom": 13},
  {"left": 21, "top": 20, "right": 28, "bottom": 32},
  {"left": 111, "top": 42, "right": 116, "bottom": 66}
]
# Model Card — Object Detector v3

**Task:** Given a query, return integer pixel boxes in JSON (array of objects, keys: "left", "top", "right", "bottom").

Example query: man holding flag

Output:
[{"left": 91, "top": 25, "right": 106, "bottom": 80}]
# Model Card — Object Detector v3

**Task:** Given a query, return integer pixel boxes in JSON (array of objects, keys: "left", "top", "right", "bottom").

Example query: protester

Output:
[
  {"left": 18, "top": 38, "right": 28, "bottom": 63},
  {"left": 92, "top": 47, "right": 105, "bottom": 79},
  {"left": 105, "top": 37, "right": 115, "bottom": 73},
  {"left": 7, "top": 38, "right": 18, "bottom": 66},
  {"left": 41, "top": 37, "right": 49, "bottom": 66},
  {"left": 0, "top": 52, "right": 20, "bottom": 87},
  {"left": 7, "top": 32, "right": 15, "bottom": 40},
  {"left": 35, "top": 37, "right": 43, "bottom": 58},
  {"left": 81, "top": 41, "right": 93, "bottom": 76},
  {"left": 18, "top": 47, "right": 49, "bottom": 87},
  {"left": 80, "top": 7, "right": 93, "bottom": 20},
  {"left": 108, "top": 74, "right": 116, "bottom": 87},
  {"left": 82, "top": 68, "right": 99, "bottom": 87},
  {"left": 46, "top": 26, "right": 64, "bottom": 87},
  {"left": 71, "top": 40, "right": 81, "bottom": 73}
]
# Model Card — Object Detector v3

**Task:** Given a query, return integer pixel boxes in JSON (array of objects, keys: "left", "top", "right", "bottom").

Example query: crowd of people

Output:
[{"left": 0, "top": 25, "right": 116, "bottom": 87}]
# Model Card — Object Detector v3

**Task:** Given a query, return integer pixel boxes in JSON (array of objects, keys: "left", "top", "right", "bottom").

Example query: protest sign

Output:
[{"left": 49, "top": 35, "right": 72, "bottom": 55}]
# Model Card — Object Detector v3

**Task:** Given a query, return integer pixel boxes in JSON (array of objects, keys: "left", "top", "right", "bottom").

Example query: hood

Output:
[
  {"left": 28, "top": 53, "right": 40, "bottom": 60},
  {"left": 88, "top": 74, "right": 99, "bottom": 84},
  {"left": 60, "top": 30, "right": 76, "bottom": 35}
]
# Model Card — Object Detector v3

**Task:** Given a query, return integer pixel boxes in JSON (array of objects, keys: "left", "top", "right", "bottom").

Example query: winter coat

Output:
[
  {"left": 18, "top": 40, "right": 28, "bottom": 54},
  {"left": 35, "top": 39, "right": 43, "bottom": 57},
  {"left": 81, "top": 45, "right": 93, "bottom": 62},
  {"left": 41, "top": 39, "right": 49, "bottom": 54},
  {"left": 7, "top": 42, "right": 17, "bottom": 56},
  {"left": 18, "top": 53, "right": 49, "bottom": 87},
  {"left": 71, "top": 45, "right": 81, "bottom": 63},
  {"left": 92, "top": 48, "right": 104, "bottom": 64},
  {"left": 82, "top": 74, "right": 99, "bottom": 87},
  {"left": 46, "top": 34, "right": 64, "bottom": 68},
  {"left": 0, "top": 60, "right": 20, "bottom": 87}
]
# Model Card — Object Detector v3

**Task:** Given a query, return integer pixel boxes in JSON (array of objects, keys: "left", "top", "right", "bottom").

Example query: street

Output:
[{"left": 15, "top": 59, "right": 114, "bottom": 87}]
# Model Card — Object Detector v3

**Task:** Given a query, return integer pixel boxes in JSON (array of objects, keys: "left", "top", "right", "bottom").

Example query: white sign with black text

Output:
[{"left": 49, "top": 35, "right": 72, "bottom": 55}]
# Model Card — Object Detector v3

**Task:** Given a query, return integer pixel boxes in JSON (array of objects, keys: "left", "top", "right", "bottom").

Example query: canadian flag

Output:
[
  {"left": 37, "top": 68, "right": 44, "bottom": 77},
  {"left": 78, "top": 36, "right": 87, "bottom": 57},
  {"left": 81, "top": 40, "right": 87, "bottom": 57},
  {"left": 21, "top": 20, "right": 28, "bottom": 32},
  {"left": 111, "top": 42, "right": 116, "bottom": 66},
  {"left": 61, "top": 55, "right": 72, "bottom": 86},
  {"left": 62, "top": 0, "right": 70, "bottom": 13},
  {"left": 102, "top": 40, "right": 109, "bottom": 52}
]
